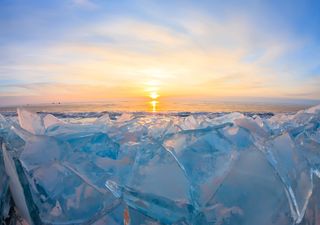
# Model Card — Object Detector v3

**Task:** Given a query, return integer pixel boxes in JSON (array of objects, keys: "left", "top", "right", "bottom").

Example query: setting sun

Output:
[{"left": 150, "top": 92, "right": 159, "bottom": 99}]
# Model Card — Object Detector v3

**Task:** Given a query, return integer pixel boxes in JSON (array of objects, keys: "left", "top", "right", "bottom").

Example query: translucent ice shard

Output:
[
  {"left": 222, "top": 125, "right": 253, "bottom": 148},
  {"left": 210, "top": 112, "right": 245, "bottom": 125},
  {"left": 2, "top": 143, "right": 34, "bottom": 225},
  {"left": 117, "top": 113, "right": 135, "bottom": 123},
  {"left": 233, "top": 116, "right": 269, "bottom": 139},
  {"left": 4, "top": 124, "right": 122, "bottom": 224},
  {"left": 106, "top": 142, "right": 193, "bottom": 224},
  {"left": 26, "top": 161, "right": 120, "bottom": 224},
  {"left": 203, "top": 148, "right": 294, "bottom": 225},
  {"left": 4, "top": 134, "right": 121, "bottom": 225},
  {"left": 179, "top": 115, "right": 199, "bottom": 130},
  {"left": 264, "top": 133, "right": 313, "bottom": 223},
  {"left": 299, "top": 176, "right": 320, "bottom": 225},
  {"left": 57, "top": 132, "right": 121, "bottom": 189},
  {"left": 0, "top": 114, "right": 8, "bottom": 129},
  {"left": 163, "top": 126, "right": 238, "bottom": 209},
  {"left": 0, "top": 144, "right": 10, "bottom": 222},
  {"left": 17, "top": 108, "right": 45, "bottom": 135},
  {"left": 14, "top": 127, "right": 64, "bottom": 172},
  {"left": 43, "top": 114, "right": 64, "bottom": 129},
  {"left": 95, "top": 113, "right": 112, "bottom": 126}
]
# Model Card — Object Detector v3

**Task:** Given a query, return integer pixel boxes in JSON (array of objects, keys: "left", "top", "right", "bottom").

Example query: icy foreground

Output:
[{"left": 0, "top": 106, "right": 320, "bottom": 225}]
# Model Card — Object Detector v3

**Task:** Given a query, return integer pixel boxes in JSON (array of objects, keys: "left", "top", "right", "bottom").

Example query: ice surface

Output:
[{"left": 0, "top": 105, "right": 319, "bottom": 224}]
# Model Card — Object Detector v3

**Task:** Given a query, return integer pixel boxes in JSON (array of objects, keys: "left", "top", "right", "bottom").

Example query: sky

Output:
[{"left": 0, "top": 0, "right": 320, "bottom": 105}]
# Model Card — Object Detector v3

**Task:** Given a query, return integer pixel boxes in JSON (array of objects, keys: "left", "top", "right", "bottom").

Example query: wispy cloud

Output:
[{"left": 71, "top": 0, "right": 97, "bottom": 9}]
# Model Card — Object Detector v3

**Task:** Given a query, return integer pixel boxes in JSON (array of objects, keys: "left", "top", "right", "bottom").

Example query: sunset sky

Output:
[{"left": 1, "top": 0, "right": 320, "bottom": 105}]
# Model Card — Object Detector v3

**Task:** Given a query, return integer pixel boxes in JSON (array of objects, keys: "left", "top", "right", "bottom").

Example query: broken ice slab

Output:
[
  {"left": 0, "top": 114, "right": 8, "bottom": 129},
  {"left": 0, "top": 143, "right": 11, "bottom": 222},
  {"left": 17, "top": 108, "right": 98, "bottom": 137},
  {"left": 116, "top": 113, "right": 135, "bottom": 123},
  {"left": 43, "top": 114, "right": 65, "bottom": 130},
  {"left": 266, "top": 105, "right": 320, "bottom": 135},
  {"left": 3, "top": 141, "right": 123, "bottom": 225},
  {"left": 177, "top": 115, "right": 200, "bottom": 130},
  {"left": 17, "top": 108, "right": 45, "bottom": 135},
  {"left": 0, "top": 114, "right": 25, "bottom": 155},
  {"left": 295, "top": 134, "right": 320, "bottom": 179},
  {"left": 209, "top": 112, "right": 245, "bottom": 125},
  {"left": 26, "top": 162, "right": 121, "bottom": 224},
  {"left": 163, "top": 126, "right": 238, "bottom": 209},
  {"left": 147, "top": 117, "right": 179, "bottom": 140},
  {"left": 2, "top": 143, "right": 34, "bottom": 225},
  {"left": 202, "top": 149, "right": 294, "bottom": 225},
  {"left": 0, "top": 114, "right": 11, "bottom": 223},
  {"left": 263, "top": 133, "right": 313, "bottom": 223},
  {"left": 94, "top": 114, "right": 112, "bottom": 126},
  {"left": 15, "top": 127, "right": 65, "bottom": 172},
  {"left": 106, "top": 141, "right": 193, "bottom": 224},
  {"left": 299, "top": 176, "right": 320, "bottom": 225},
  {"left": 56, "top": 132, "right": 122, "bottom": 189}
]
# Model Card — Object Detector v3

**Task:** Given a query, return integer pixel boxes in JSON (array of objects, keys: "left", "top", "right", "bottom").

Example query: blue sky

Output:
[{"left": 0, "top": 0, "right": 320, "bottom": 105}]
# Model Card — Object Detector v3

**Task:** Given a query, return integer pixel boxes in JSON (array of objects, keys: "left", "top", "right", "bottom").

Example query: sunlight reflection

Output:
[{"left": 150, "top": 100, "right": 158, "bottom": 112}]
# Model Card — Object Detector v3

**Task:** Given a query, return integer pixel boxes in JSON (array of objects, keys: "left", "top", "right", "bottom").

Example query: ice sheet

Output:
[{"left": 0, "top": 105, "right": 319, "bottom": 224}]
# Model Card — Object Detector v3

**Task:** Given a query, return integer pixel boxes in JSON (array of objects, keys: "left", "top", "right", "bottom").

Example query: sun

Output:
[{"left": 149, "top": 92, "right": 159, "bottom": 99}]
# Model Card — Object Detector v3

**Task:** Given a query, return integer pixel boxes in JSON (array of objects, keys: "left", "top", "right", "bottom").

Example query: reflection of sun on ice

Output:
[
  {"left": 149, "top": 92, "right": 159, "bottom": 112},
  {"left": 145, "top": 80, "right": 160, "bottom": 112},
  {"left": 150, "top": 100, "right": 158, "bottom": 112}
]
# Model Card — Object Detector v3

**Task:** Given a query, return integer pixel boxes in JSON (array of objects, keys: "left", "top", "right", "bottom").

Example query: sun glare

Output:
[
  {"left": 150, "top": 92, "right": 159, "bottom": 99},
  {"left": 146, "top": 80, "right": 160, "bottom": 112}
]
